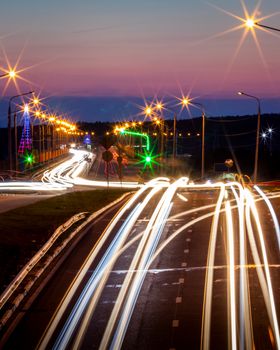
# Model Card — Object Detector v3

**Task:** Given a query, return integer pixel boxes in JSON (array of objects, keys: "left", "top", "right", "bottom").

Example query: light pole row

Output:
[
  {"left": 145, "top": 93, "right": 264, "bottom": 182},
  {"left": 145, "top": 99, "right": 206, "bottom": 179}
]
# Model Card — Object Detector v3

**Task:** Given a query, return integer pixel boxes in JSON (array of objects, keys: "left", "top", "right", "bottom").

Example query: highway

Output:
[
  {"left": 0, "top": 149, "right": 140, "bottom": 193},
  {"left": 2, "top": 178, "right": 280, "bottom": 350}
]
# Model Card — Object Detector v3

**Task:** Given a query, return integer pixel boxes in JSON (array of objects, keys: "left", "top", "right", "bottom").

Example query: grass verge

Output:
[{"left": 0, "top": 189, "right": 130, "bottom": 292}]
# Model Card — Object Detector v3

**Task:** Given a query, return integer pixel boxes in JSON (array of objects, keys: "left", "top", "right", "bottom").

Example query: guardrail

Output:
[
  {"left": 0, "top": 192, "right": 132, "bottom": 330},
  {"left": 0, "top": 212, "right": 87, "bottom": 310}
]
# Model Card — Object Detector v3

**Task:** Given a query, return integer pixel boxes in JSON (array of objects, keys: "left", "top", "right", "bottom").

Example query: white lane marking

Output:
[
  {"left": 179, "top": 278, "right": 184, "bottom": 284},
  {"left": 172, "top": 320, "right": 179, "bottom": 327},
  {"left": 181, "top": 262, "right": 187, "bottom": 267},
  {"left": 184, "top": 249, "right": 189, "bottom": 254},
  {"left": 176, "top": 297, "right": 182, "bottom": 304}
]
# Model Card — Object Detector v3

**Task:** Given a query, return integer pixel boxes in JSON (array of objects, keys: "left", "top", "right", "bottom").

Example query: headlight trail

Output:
[
  {"left": 245, "top": 189, "right": 280, "bottom": 349},
  {"left": 231, "top": 186, "right": 254, "bottom": 350},
  {"left": 31, "top": 178, "right": 280, "bottom": 350},
  {"left": 201, "top": 183, "right": 225, "bottom": 350},
  {"left": 1, "top": 149, "right": 142, "bottom": 192},
  {"left": 100, "top": 178, "right": 189, "bottom": 350},
  {"left": 225, "top": 198, "right": 237, "bottom": 350},
  {"left": 39, "top": 178, "right": 167, "bottom": 350},
  {"left": 254, "top": 185, "right": 280, "bottom": 251}
]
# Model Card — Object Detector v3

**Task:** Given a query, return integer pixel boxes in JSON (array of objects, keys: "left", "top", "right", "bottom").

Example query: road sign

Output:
[
  {"left": 100, "top": 135, "right": 117, "bottom": 150},
  {"left": 102, "top": 150, "right": 113, "bottom": 162},
  {"left": 225, "top": 159, "right": 234, "bottom": 168}
]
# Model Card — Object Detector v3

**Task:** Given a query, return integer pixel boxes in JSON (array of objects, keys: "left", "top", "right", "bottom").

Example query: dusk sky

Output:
[{"left": 0, "top": 0, "right": 280, "bottom": 123}]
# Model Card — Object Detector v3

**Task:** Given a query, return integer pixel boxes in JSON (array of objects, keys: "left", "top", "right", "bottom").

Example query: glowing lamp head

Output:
[
  {"left": 156, "top": 103, "right": 163, "bottom": 110},
  {"left": 246, "top": 18, "right": 255, "bottom": 29},
  {"left": 24, "top": 104, "right": 29, "bottom": 113},
  {"left": 262, "top": 133, "right": 267, "bottom": 138},
  {"left": 237, "top": 91, "right": 243, "bottom": 96},
  {"left": 33, "top": 98, "right": 39, "bottom": 105},
  {"left": 8, "top": 70, "right": 16, "bottom": 78},
  {"left": 182, "top": 98, "right": 190, "bottom": 106},
  {"left": 145, "top": 107, "right": 152, "bottom": 116},
  {"left": 145, "top": 156, "right": 151, "bottom": 163},
  {"left": 268, "top": 128, "right": 272, "bottom": 133}
]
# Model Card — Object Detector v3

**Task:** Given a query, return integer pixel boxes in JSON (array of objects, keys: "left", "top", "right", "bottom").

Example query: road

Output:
[
  {"left": 0, "top": 149, "right": 140, "bottom": 194},
  {"left": 1, "top": 178, "right": 280, "bottom": 350}
]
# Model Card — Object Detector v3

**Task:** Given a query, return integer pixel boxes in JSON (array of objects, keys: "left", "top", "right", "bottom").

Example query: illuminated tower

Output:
[{"left": 18, "top": 104, "right": 32, "bottom": 154}]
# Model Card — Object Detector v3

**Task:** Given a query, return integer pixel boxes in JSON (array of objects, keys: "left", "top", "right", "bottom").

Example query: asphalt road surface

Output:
[{"left": 2, "top": 179, "right": 280, "bottom": 350}]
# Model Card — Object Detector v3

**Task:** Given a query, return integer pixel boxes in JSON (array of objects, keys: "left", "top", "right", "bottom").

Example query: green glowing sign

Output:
[{"left": 119, "top": 129, "right": 150, "bottom": 151}]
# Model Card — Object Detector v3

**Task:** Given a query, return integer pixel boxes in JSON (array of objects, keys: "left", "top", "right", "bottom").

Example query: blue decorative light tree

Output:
[{"left": 18, "top": 105, "right": 32, "bottom": 154}]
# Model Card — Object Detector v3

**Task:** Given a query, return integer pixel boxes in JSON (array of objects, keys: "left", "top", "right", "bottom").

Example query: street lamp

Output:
[
  {"left": 238, "top": 91, "right": 261, "bottom": 182},
  {"left": 180, "top": 98, "right": 206, "bottom": 179},
  {"left": 8, "top": 91, "right": 34, "bottom": 171},
  {"left": 255, "top": 22, "right": 280, "bottom": 33},
  {"left": 244, "top": 16, "right": 280, "bottom": 33},
  {"left": 0, "top": 70, "right": 16, "bottom": 79},
  {"left": 148, "top": 102, "right": 178, "bottom": 162}
]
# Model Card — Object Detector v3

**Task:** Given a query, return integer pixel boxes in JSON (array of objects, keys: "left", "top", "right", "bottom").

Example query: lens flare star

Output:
[{"left": 207, "top": 0, "right": 280, "bottom": 78}]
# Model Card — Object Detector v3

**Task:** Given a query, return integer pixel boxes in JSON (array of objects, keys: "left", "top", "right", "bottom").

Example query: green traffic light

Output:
[{"left": 145, "top": 156, "right": 151, "bottom": 163}]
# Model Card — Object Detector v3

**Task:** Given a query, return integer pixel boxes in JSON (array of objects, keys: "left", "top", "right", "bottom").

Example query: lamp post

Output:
[
  {"left": 0, "top": 70, "right": 16, "bottom": 79},
  {"left": 181, "top": 98, "right": 206, "bottom": 179},
  {"left": 193, "top": 102, "right": 206, "bottom": 179},
  {"left": 238, "top": 91, "right": 261, "bottom": 182},
  {"left": 8, "top": 91, "right": 34, "bottom": 171},
  {"left": 150, "top": 104, "right": 177, "bottom": 160},
  {"left": 255, "top": 22, "right": 280, "bottom": 33}
]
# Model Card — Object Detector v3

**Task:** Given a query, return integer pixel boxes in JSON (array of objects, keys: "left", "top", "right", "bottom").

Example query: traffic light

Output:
[
  {"left": 137, "top": 150, "right": 159, "bottom": 173},
  {"left": 145, "top": 156, "right": 151, "bottom": 163}
]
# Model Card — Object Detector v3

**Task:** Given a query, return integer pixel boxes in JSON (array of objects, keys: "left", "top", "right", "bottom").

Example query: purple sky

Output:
[{"left": 0, "top": 0, "right": 280, "bottom": 123}]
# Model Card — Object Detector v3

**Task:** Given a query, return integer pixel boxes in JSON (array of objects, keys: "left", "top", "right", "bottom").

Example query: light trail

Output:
[
  {"left": 231, "top": 186, "right": 254, "bottom": 350},
  {"left": 101, "top": 178, "right": 189, "bottom": 350},
  {"left": 245, "top": 189, "right": 280, "bottom": 349},
  {"left": 201, "top": 184, "right": 225, "bottom": 350},
  {"left": 1, "top": 149, "right": 141, "bottom": 192},
  {"left": 32, "top": 179, "right": 280, "bottom": 350},
  {"left": 39, "top": 178, "right": 168, "bottom": 350},
  {"left": 254, "top": 185, "right": 280, "bottom": 251},
  {"left": 225, "top": 198, "right": 237, "bottom": 350}
]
